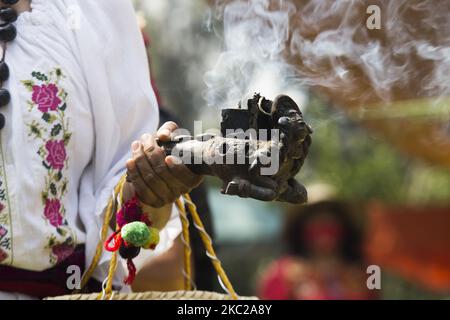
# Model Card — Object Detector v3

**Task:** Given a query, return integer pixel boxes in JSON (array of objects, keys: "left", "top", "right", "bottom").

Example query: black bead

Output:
[
  {"left": 0, "top": 62, "right": 9, "bottom": 82},
  {"left": 1, "top": 0, "right": 19, "bottom": 5},
  {"left": 0, "top": 23, "right": 16, "bottom": 42},
  {"left": 0, "top": 113, "right": 4, "bottom": 130},
  {"left": 0, "top": 8, "right": 18, "bottom": 23},
  {"left": 0, "top": 88, "right": 10, "bottom": 106},
  {"left": 119, "top": 244, "right": 140, "bottom": 260}
]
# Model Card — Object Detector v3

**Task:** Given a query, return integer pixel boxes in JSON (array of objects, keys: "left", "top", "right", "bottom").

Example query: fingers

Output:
[
  {"left": 166, "top": 156, "right": 203, "bottom": 189},
  {"left": 157, "top": 121, "right": 178, "bottom": 142},
  {"left": 141, "top": 134, "right": 191, "bottom": 195},
  {"left": 133, "top": 137, "right": 177, "bottom": 204},
  {"left": 127, "top": 124, "right": 204, "bottom": 207},
  {"left": 126, "top": 158, "right": 164, "bottom": 208}
]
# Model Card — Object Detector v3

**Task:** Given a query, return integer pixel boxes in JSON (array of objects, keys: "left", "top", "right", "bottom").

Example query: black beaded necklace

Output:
[{"left": 0, "top": 0, "right": 19, "bottom": 130}]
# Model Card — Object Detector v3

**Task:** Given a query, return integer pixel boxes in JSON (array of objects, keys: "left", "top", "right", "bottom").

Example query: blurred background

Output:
[{"left": 131, "top": 0, "right": 450, "bottom": 299}]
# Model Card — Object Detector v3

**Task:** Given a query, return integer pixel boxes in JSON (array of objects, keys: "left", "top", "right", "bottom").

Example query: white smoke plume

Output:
[
  {"left": 204, "top": 0, "right": 307, "bottom": 110},
  {"left": 206, "top": 0, "right": 450, "bottom": 111}
]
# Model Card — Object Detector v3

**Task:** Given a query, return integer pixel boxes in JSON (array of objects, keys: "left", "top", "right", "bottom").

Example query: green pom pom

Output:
[{"left": 121, "top": 222, "right": 151, "bottom": 247}]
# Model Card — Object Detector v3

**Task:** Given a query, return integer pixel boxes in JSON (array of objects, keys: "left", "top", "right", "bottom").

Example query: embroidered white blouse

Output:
[{"left": 0, "top": 0, "right": 181, "bottom": 284}]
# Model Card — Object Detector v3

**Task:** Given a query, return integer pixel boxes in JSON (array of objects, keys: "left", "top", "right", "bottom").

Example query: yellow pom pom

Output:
[{"left": 143, "top": 227, "right": 160, "bottom": 250}]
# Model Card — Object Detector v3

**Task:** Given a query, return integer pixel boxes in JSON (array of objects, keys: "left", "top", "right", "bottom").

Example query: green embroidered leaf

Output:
[
  {"left": 29, "top": 124, "right": 41, "bottom": 138},
  {"left": 49, "top": 114, "right": 58, "bottom": 123},
  {"left": 32, "top": 71, "right": 48, "bottom": 82},
  {"left": 54, "top": 171, "right": 63, "bottom": 182},
  {"left": 59, "top": 103, "right": 67, "bottom": 111},
  {"left": 21, "top": 80, "right": 35, "bottom": 91},
  {"left": 37, "top": 145, "right": 46, "bottom": 157},
  {"left": 41, "top": 192, "right": 48, "bottom": 203},
  {"left": 0, "top": 216, "right": 8, "bottom": 224},
  {"left": 26, "top": 101, "right": 34, "bottom": 112},
  {"left": 42, "top": 161, "right": 51, "bottom": 170},
  {"left": 48, "top": 235, "right": 56, "bottom": 247},
  {"left": 56, "top": 228, "right": 67, "bottom": 236},
  {"left": 61, "top": 181, "right": 67, "bottom": 194},
  {"left": 37, "top": 147, "right": 43, "bottom": 157},
  {"left": 63, "top": 133, "right": 72, "bottom": 145},
  {"left": 50, "top": 183, "right": 57, "bottom": 196},
  {"left": 42, "top": 113, "right": 51, "bottom": 123},
  {"left": 51, "top": 124, "right": 62, "bottom": 137}
]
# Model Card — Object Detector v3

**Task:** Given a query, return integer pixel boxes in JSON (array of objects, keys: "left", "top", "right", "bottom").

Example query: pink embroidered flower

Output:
[
  {"left": 32, "top": 84, "right": 62, "bottom": 113},
  {"left": 45, "top": 140, "right": 66, "bottom": 170},
  {"left": 0, "top": 202, "right": 4, "bottom": 213},
  {"left": 0, "top": 225, "right": 7, "bottom": 238},
  {"left": 51, "top": 243, "right": 74, "bottom": 264},
  {"left": 44, "top": 199, "right": 63, "bottom": 227}
]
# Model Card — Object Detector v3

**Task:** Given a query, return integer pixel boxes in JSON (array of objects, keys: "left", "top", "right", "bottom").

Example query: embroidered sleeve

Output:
[{"left": 21, "top": 68, "right": 76, "bottom": 265}]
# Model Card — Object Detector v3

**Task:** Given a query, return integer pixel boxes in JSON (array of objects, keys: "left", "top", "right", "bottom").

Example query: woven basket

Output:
[{"left": 46, "top": 290, "right": 258, "bottom": 300}]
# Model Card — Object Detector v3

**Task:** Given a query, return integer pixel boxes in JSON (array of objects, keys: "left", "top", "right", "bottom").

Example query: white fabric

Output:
[{"left": 0, "top": 0, "right": 181, "bottom": 287}]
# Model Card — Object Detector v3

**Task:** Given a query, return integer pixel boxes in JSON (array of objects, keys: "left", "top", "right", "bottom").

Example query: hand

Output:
[{"left": 126, "top": 121, "right": 203, "bottom": 208}]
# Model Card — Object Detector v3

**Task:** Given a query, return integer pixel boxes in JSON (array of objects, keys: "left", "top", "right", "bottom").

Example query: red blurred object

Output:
[
  {"left": 365, "top": 203, "right": 450, "bottom": 292},
  {"left": 258, "top": 257, "right": 374, "bottom": 300},
  {"left": 304, "top": 222, "right": 343, "bottom": 243}
]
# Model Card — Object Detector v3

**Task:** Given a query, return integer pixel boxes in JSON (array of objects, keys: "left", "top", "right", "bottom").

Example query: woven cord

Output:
[
  {"left": 99, "top": 174, "right": 127, "bottom": 299},
  {"left": 175, "top": 199, "right": 194, "bottom": 291},
  {"left": 97, "top": 250, "right": 118, "bottom": 300},
  {"left": 76, "top": 174, "right": 127, "bottom": 293},
  {"left": 182, "top": 194, "right": 238, "bottom": 300}
]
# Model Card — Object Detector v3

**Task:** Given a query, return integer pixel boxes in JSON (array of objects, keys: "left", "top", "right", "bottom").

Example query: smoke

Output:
[
  {"left": 204, "top": 0, "right": 307, "bottom": 109},
  {"left": 205, "top": 0, "right": 450, "bottom": 111}
]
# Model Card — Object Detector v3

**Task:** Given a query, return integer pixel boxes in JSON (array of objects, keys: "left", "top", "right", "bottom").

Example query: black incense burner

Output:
[{"left": 160, "top": 94, "right": 312, "bottom": 204}]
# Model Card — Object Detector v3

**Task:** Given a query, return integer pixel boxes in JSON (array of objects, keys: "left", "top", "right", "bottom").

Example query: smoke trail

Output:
[
  {"left": 204, "top": 0, "right": 307, "bottom": 109},
  {"left": 206, "top": 0, "right": 450, "bottom": 110}
]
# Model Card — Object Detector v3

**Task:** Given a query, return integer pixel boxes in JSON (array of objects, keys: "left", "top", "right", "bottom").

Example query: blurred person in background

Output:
[{"left": 258, "top": 197, "right": 374, "bottom": 300}]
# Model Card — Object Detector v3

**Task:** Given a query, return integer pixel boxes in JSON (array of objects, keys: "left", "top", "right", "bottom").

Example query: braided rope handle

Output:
[
  {"left": 182, "top": 194, "right": 238, "bottom": 300},
  {"left": 78, "top": 174, "right": 238, "bottom": 300},
  {"left": 175, "top": 199, "right": 194, "bottom": 291},
  {"left": 74, "top": 174, "right": 126, "bottom": 293}
]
